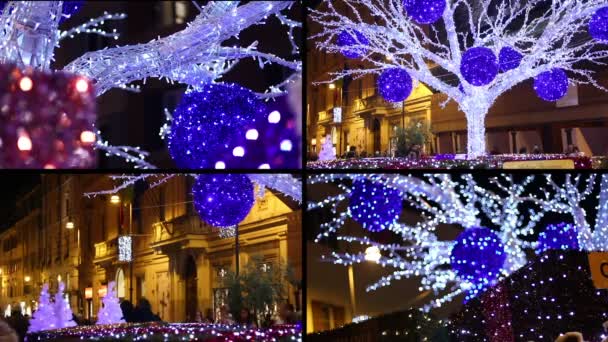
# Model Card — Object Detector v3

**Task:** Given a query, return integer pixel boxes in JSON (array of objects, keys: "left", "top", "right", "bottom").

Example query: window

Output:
[{"left": 174, "top": 1, "right": 188, "bottom": 24}]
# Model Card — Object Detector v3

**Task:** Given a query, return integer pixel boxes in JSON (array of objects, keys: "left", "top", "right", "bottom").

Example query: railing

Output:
[
  {"left": 151, "top": 214, "right": 214, "bottom": 246},
  {"left": 93, "top": 238, "right": 117, "bottom": 261}
]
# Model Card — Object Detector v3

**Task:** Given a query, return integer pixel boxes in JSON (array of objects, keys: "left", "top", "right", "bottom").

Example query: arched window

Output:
[{"left": 116, "top": 268, "right": 125, "bottom": 299}]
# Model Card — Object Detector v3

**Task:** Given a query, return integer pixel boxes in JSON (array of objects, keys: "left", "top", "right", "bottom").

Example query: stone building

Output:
[{"left": 0, "top": 175, "right": 302, "bottom": 323}]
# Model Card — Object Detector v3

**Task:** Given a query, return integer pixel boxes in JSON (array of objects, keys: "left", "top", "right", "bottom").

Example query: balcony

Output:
[
  {"left": 93, "top": 238, "right": 118, "bottom": 266},
  {"left": 353, "top": 94, "right": 391, "bottom": 116},
  {"left": 150, "top": 214, "right": 215, "bottom": 253}
]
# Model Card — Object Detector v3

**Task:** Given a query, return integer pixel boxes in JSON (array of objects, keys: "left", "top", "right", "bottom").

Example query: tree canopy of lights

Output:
[
  {"left": 0, "top": 1, "right": 301, "bottom": 168},
  {"left": 310, "top": 0, "right": 608, "bottom": 158},
  {"left": 308, "top": 174, "right": 608, "bottom": 311}
]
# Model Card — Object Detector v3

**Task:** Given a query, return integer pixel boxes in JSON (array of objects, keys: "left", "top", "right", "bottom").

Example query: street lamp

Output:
[
  {"left": 111, "top": 194, "right": 134, "bottom": 302},
  {"left": 24, "top": 276, "right": 30, "bottom": 282},
  {"left": 328, "top": 83, "right": 336, "bottom": 89},
  {"left": 65, "top": 221, "right": 74, "bottom": 229},
  {"left": 348, "top": 246, "right": 382, "bottom": 321},
  {"left": 110, "top": 195, "right": 120, "bottom": 204}
]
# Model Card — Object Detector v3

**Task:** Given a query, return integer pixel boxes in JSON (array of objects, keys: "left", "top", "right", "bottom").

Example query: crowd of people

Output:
[{"left": 192, "top": 302, "right": 300, "bottom": 328}]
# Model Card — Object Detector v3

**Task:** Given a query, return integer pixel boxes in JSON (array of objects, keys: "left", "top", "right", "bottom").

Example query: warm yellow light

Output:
[
  {"left": 364, "top": 246, "right": 381, "bottom": 263},
  {"left": 75, "top": 78, "right": 89, "bottom": 93},
  {"left": 328, "top": 83, "right": 336, "bottom": 89},
  {"left": 17, "top": 135, "right": 32, "bottom": 151},
  {"left": 110, "top": 195, "right": 120, "bottom": 204},
  {"left": 66, "top": 221, "right": 74, "bottom": 229},
  {"left": 19, "top": 77, "right": 33, "bottom": 92},
  {"left": 80, "top": 130, "right": 96, "bottom": 144},
  {"left": 57, "top": 275, "right": 61, "bottom": 282},
  {"left": 24, "top": 276, "right": 31, "bottom": 282}
]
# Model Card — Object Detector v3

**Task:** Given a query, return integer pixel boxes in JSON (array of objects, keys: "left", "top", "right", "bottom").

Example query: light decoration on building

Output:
[
  {"left": 118, "top": 235, "right": 132, "bottom": 262},
  {"left": 310, "top": 0, "right": 608, "bottom": 158},
  {"left": 0, "top": 1, "right": 300, "bottom": 169},
  {"left": 309, "top": 173, "right": 608, "bottom": 311},
  {"left": 352, "top": 315, "right": 371, "bottom": 324}
]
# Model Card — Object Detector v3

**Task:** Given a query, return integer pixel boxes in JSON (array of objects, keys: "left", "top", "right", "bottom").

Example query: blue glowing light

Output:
[
  {"left": 403, "top": 0, "right": 446, "bottom": 25},
  {"left": 534, "top": 68, "right": 569, "bottom": 102},
  {"left": 192, "top": 174, "right": 255, "bottom": 228},
  {"left": 61, "top": 1, "right": 84, "bottom": 22},
  {"left": 167, "top": 83, "right": 266, "bottom": 169},
  {"left": 460, "top": 47, "right": 499, "bottom": 86},
  {"left": 450, "top": 227, "right": 506, "bottom": 294},
  {"left": 589, "top": 7, "right": 608, "bottom": 42},
  {"left": 498, "top": 46, "right": 522, "bottom": 72},
  {"left": 377, "top": 68, "right": 413, "bottom": 103},
  {"left": 536, "top": 222, "right": 579, "bottom": 254},
  {"left": 348, "top": 178, "right": 402, "bottom": 232},
  {"left": 336, "top": 30, "right": 369, "bottom": 59}
]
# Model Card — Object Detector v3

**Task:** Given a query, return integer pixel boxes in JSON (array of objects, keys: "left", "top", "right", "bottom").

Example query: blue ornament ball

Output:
[
  {"left": 534, "top": 68, "right": 569, "bottom": 102},
  {"left": 348, "top": 178, "right": 402, "bottom": 232},
  {"left": 216, "top": 98, "right": 299, "bottom": 169},
  {"left": 536, "top": 222, "right": 579, "bottom": 255},
  {"left": 192, "top": 174, "right": 255, "bottom": 228},
  {"left": 589, "top": 7, "right": 608, "bottom": 42},
  {"left": 377, "top": 68, "right": 413, "bottom": 103},
  {"left": 403, "top": 0, "right": 446, "bottom": 24},
  {"left": 460, "top": 47, "right": 498, "bottom": 86},
  {"left": 167, "top": 83, "right": 266, "bottom": 169},
  {"left": 61, "top": 1, "right": 84, "bottom": 22},
  {"left": 498, "top": 46, "right": 522, "bottom": 72},
  {"left": 450, "top": 227, "right": 506, "bottom": 285},
  {"left": 336, "top": 30, "right": 369, "bottom": 59}
]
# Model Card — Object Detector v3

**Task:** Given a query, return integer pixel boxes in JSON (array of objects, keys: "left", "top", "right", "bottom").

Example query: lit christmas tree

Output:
[
  {"left": 0, "top": 1, "right": 301, "bottom": 168},
  {"left": 96, "top": 281, "right": 125, "bottom": 325},
  {"left": 311, "top": 0, "right": 608, "bottom": 158},
  {"left": 28, "top": 283, "right": 56, "bottom": 333},
  {"left": 53, "top": 282, "right": 76, "bottom": 329},
  {"left": 318, "top": 134, "right": 336, "bottom": 161},
  {"left": 309, "top": 174, "right": 608, "bottom": 310}
]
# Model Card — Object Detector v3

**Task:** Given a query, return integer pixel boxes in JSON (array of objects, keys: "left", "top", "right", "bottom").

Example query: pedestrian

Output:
[
  {"left": 133, "top": 298, "right": 161, "bottom": 323},
  {"left": 0, "top": 318, "right": 18, "bottom": 342},
  {"left": 120, "top": 300, "right": 134, "bottom": 323},
  {"left": 237, "top": 307, "right": 257, "bottom": 328}
]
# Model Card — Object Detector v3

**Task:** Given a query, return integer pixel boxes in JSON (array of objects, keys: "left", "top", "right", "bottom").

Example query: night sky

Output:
[{"left": 0, "top": 174, "right": 41, "bottom": 233}]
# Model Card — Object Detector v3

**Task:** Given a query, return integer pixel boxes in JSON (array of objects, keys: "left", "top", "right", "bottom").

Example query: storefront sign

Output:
[
  {"left": 503, "top": 159, "right": 574, "bottom": 169},
  {"left": 589, "top": 252, "right": 608, "bottom": 289}
]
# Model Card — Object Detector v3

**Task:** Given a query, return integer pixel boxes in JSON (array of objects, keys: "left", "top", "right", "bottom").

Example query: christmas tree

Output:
[
  {"left": 27, "top": 283, "right": 56, "bottom": 333},
  {"left": 311, "top": 0, "right": 608, "bottom": 158},
  {"left": 53, "top": 282, "right": 76, "bottom": 329},
  {"left": 318, "top": 135, "right": 336, "bottom": 161},
  {"left": 96, "top": 281, "right": 125, "bottom": 325}
]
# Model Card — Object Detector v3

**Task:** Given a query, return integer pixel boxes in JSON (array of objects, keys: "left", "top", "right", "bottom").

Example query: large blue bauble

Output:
[
  {"left": 192, "top": 174, "right": 255, "bottom": 228},
  {"left": 348, "top": 178, "right": 402, "bottom": 232},
  {"left": 167, "top": 83, "right": 266, "bottom": 169},
  {"left": 533, "top": 68, "right": 569, "bottom": 102},
  {"left": 460, "top": 47, "right": 498, "bottom": 86},
  {"left": 450, "top": 227, "right": 506, "bottom": 286},
  {"left": 336, "top": 30, "right": 369, "bottom": 59},
  {"left": 377, "top": 68, "right": 413, "bottom": 103},
  {"left": 498, "top": 46, "right": 522, "bottom": 72},
  {"left": 536, "top": 222, "right": 579, "bottom": 255},
  {"left": 403, "top": 0, "right": 446, "bottom": 24},
  {"left": 589, "top": 7, "right": 608, "bottom": 42}
]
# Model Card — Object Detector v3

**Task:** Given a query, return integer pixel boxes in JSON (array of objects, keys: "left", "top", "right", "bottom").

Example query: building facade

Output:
[
  {"left": 0, "top": 175, "right": 302, "bottom": 323},
  {"left": 307, "top": 5, "right": 608, "bottom": 158}
]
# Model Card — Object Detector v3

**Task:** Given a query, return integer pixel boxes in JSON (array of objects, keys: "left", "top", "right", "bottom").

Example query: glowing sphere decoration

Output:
[
  {"left": 336, "top": 30, "right": 369, "bottom": 59},
  {"left": 498, "top": 46, "right": 522, "bottom": 72},
  {"left": 589, "top": 7, "right": 608, "bottom": 42},
  {"left": 192, "top": 174, "right": 255, "bottom": 228},
  {"left": 216, "top": 97, "right": 299, "bottom": 169},
  {"left": 460, "top": 47, "right": 498, "bottom": 86},
  {"left": 348, "top": 178, "right": 403, "bottom": 232},
  {"left": 536, "top": 222, "right": 579, "bottom": 254},
  {"left": 167, "top": 83, "right": 267, "bottom": 169},
  {"left": 403, "top": 0, "right": 446, "bottom": 24},
  {"left": 377, "top": 68, "right": 413, "bottom": 103},
  {"left": 0, "top": 63, "right": 97, "bottom": 168},
  {"left": 533, "top": 68, "right": 569, "bottom": 102},
  {"left": 450, "top": 227, "right": 506, "bottom": 286}
]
